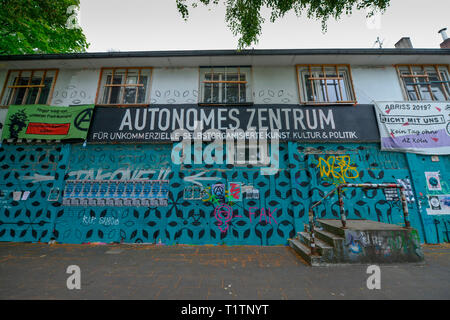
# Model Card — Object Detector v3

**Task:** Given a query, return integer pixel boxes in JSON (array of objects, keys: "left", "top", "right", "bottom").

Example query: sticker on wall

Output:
[
  {"left": 228, "top": 182, "right": 242, "bottom": 202},
  {"left": 425, "top": 172, "right": 442, "bottom": 191},
  {"left": 21, "top": 191, "right": 30, "bottom": 201},
  {"left": 12, "top": 191, "right": 22, "bottom": 201},
  {"left": 396, "top": 178, "right": 415, "bottom": 202},
  {"left": 426, "top": 195, "right": 450, "bottom": 215},
  {"left": 212, "top": 183, "right": 226, "bottom": 203},
  {"left": 245, "top": 186, "right": 260, "bottom": 200},
  {"left": 183, "top": 185, "right": 205, "bottom": 200},
  {"left": 383, "top": 188, "right": 399, "bottom": 201}
]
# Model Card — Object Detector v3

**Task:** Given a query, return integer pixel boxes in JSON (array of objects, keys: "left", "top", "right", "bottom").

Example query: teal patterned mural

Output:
[
  {"left": 0, "top": 144, "right": 69, "bottom": 242},
  {"left": 0, "top": 142, "right": 448, "bottom": 245}
]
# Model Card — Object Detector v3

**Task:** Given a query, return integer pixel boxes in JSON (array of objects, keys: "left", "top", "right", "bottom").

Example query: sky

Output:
[{"left": 78, "top": 0, "right": 450, "bottom": 52}]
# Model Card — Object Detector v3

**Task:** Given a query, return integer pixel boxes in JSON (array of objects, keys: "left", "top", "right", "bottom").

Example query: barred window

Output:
[
  {"left": 199, "top": 67, "right": 252, "bottom": 104},
  {"left": 96, "top": 68, "right": 152, "bottom": 105},
  {"left": 0, "top": 69, "right": 58, "bottom": 106},
  {"left": 396, "top": 65, "right": 450, "bottom": 101},
  {"left": 297, "top": 65, "right": 356, "bottom": 104}
]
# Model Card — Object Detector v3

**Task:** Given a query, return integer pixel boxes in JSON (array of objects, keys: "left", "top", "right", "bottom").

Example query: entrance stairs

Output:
[{"left": 289, "top": 219, "right": 424, "bottom": 266}]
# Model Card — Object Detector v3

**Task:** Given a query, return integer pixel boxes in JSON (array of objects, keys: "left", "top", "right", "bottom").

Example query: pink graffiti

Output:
[
  {"left": 214, "top": 204, "right": 233, "bottom": 233},
  {"left": 248, "top": 207, "right": 278, "bottom": 224}
]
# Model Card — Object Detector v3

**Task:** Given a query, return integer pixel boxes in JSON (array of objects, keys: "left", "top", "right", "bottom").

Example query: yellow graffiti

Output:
[{"left": 316, "top": 155, "right": 359, "bottom": 184}]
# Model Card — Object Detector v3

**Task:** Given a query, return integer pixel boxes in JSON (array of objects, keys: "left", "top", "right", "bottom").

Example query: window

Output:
[
  {"left": 396, "top": 65, "right": 450, "bottom": 101},
  {"left": 199, "top": 67, "right": 252, "bottom": 104},
  {"left": 0, "top": 69, "right": 58, "bottom": 106},
  {"left": 296, "top": 65, "right": 356, "bottom": 104},
  {"left": 96, "top": 68, "right": 152, "bottom": 105}
]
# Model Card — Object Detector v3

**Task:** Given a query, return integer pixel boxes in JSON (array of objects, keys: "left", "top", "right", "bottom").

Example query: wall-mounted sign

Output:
[
  {"left": 87, "top": 104, "right": 380, "bottom": 143},
  {"left": 374, "top": 102, "right": 450, "bottom": 155},
  {"left": 1, "top": 104, "right": 94, "bottom": 141}
]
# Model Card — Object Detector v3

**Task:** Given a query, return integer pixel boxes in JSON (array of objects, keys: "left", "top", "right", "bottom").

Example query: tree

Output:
[
  {"left": 176, "top": 0, "right": 390, "bottom": 49},
  {"left": 0, "top": 0, "right": 89, "bottom": 55}
]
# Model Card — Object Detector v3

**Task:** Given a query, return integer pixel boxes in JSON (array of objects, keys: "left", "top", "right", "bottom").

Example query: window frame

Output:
[
  {"left": 0, "top": 68, "right": 59, "bottom": 106},
  {"left": 198, "top": 66, "right": 253, "bottom": 106},
  {"left": 296, "top": 64, "right": 357, "bottom": 105},
  {"left": 395, "top": 64, "right": 450, "bottom": 101},
  {"left": 95, "top": 67, "right": 153, "bottom": 106}
]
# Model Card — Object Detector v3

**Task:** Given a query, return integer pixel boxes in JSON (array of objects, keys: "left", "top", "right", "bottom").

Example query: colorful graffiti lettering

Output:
[{"left": 316, "top": 155, "right": 359, "bottom": 184}]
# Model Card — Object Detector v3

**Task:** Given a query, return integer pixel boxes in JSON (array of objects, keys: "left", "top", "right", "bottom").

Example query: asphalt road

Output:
[{"left": 0, "top": 242, "right": 449, "bottom": 299}]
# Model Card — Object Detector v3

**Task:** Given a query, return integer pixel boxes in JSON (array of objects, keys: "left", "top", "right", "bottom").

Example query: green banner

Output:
[{"left": 1, "top": 104, "right": 94, "bottom": 140}]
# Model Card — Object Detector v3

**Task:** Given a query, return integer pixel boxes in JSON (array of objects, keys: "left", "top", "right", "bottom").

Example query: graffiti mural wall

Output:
[
  {"left": 0, "top": 144, "right": 69, "bottom": 242},
  {"left": 0, "top": 141, "right": 448, "bottom": 245}
]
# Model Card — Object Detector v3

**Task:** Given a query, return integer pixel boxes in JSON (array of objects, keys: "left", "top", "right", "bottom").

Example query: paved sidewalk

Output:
[{"left": 0, "top": 242, "right": 449, "bottom": 299}]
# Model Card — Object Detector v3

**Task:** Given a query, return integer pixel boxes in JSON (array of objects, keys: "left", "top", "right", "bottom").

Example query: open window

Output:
[
  {"left": 296, "top": 65, "right": 357, "bottom": 104},
  {"left": 96, "top": 67, "right": 152, "bottom": 105},
  {"left": 396, "top": 65, "right": 450, "bottom": 101},
  {"left": 199, "top": 67, "right": 252, "bottom": 105},
  {"left": 0, "top": 69, "right": 58, "bottom": 106}
]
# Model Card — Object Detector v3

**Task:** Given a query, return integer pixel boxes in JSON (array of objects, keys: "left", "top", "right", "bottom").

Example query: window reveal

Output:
[
  {"left": 0, "top": 69, "right": 58, "bottom": 106},
  {"left": 97, "top": 68, "right": 152, "bottom": 105}
]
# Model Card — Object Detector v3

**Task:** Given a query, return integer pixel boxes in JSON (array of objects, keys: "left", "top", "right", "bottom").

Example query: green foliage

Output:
[
  {"left": 176, "top": 0, "right": 390, "bottom": 49},
  {"left": 0, "top": 0, "right": 89, "bottom": 55}
]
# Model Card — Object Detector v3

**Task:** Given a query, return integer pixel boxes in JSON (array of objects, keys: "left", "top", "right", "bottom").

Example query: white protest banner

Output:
[{"left": 374, "top": 102, "right": 450, "bottom": 155}]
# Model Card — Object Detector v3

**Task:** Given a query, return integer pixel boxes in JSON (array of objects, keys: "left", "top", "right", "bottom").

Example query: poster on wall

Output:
[
  {"left": 228, "top": 182, "right": 243, "bottom": 202},
  {"left": 1, "top": 104, "right": 94, "bottom": 140},
  {"left": 62, "top": 180, "right": 169, "bottom": 207},
  {"left": 425, "top": 172, "right": 442, "bottom": 191},
  {"left": 374, "top": 101, "right": 450, "bottom": 155},
  {"left": 427, "top": 195, "right": 450, "bottom": 215}
]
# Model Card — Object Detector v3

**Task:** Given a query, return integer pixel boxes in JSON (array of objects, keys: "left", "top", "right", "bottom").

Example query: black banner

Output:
[{"left": 87, "top": 104, "right": 380, "bottom": 143}]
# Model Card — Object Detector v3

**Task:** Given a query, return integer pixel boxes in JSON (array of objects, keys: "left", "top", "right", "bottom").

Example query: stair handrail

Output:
[{"left": 307, "top": 183, "right": 411, "bottom": 256}]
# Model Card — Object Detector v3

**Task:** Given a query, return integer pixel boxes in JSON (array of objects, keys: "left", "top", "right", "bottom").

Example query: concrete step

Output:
[
  {"left": 298, "top": 232, "right": 334, "bottom": 256},
  {"left": 315, "top": 229, "right": 345, "bottom": 248},
  {"left": 288, "top": 239, "right": 324, "bottom": 266},
  {"left": 316, "top": 219, "right": 346, "bottom": 237}
]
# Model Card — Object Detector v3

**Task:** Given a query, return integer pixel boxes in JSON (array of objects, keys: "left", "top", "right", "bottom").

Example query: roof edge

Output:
[{"left": 0, "top": 48, "right": 449, "bottom": 61}]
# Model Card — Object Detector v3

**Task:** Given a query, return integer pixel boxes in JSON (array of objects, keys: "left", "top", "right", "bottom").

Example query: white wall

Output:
[
  {"left": 252, "top": 67, "right": 299, "bottom": 104},
  {"left": 51, "top": 69, "right": 100, "bottom": 106},
  {"left": 351, "top": 66, "right": 405, "bottom": 104},
  {"left": 150, "top": 67, "right": 199, "bottom": 104}
]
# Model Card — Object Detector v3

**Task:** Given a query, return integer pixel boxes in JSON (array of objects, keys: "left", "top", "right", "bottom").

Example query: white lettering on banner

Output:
[{"left": 115, "top": 107, "right": 336, "bottom": 132}]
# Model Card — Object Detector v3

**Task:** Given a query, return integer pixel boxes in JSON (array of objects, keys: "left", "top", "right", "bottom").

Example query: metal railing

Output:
[{"left": 307, "top": 183, "right": 411, "bottom": 256}]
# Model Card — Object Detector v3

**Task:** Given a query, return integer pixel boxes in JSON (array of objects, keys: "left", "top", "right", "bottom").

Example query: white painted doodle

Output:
[
  {"left": 183, "top": 171, "right": 221, "bottom": 186},
  {"left": 22, "top": 173, "right": 56, "bottom": 183},
  {"left": 67, "top": 168, "right": 171, "bottom": 181}
]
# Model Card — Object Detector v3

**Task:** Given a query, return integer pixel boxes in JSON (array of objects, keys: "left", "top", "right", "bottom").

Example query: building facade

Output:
[{"left": 0, "top": 48, "right": 449, "bottom": 245}]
